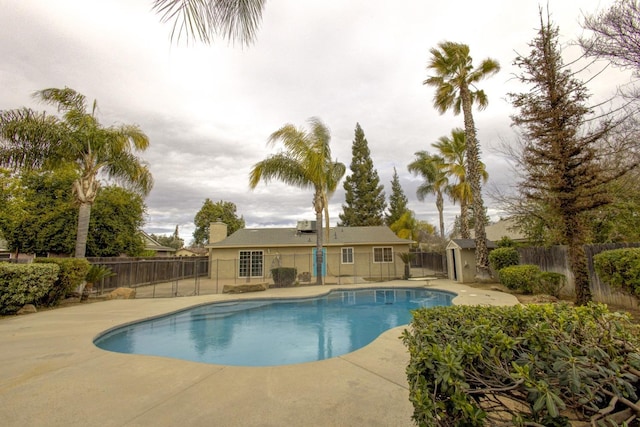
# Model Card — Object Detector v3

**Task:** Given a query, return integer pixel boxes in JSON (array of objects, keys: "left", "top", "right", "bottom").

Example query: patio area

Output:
[{"left": 0, "top": 279, "right": 518, "bottom": 426}]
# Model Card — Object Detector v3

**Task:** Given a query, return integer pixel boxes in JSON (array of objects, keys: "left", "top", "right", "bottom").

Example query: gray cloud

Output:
[{"left": 1, "top": 0, "right": 627, "bottom": 244}]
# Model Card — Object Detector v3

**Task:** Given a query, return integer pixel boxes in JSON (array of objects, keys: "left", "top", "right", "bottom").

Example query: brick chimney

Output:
[{"left": 209, "top": 221, "right": 227, "bottom": 244}]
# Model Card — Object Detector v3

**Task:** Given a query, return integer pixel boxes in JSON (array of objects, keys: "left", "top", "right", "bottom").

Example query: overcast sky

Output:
[{"left": 0, "top": 0, "right": 630, "bottom": 244}]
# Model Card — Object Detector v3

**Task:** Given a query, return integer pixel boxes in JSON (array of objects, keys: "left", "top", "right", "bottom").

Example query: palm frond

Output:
[
  {"left": 152, "top": 0, "right": 265, "bottom": 46},
  {"left": 249, "top": 154, "right": 311, "bottom": 189},
  {"left": 0, "top": 108, "right": 64, "bottom": 170}
]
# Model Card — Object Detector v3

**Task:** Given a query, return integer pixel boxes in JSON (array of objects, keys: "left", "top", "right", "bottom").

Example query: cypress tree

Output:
[
  {"left": 509, "top": 11, "right": 623, "bottom": 305},
  {"left": 386, "top": 167, "right": 409, "bottom": 226},
  {"left": 339, "top": 123, "right": 386, "bottom": 226}
]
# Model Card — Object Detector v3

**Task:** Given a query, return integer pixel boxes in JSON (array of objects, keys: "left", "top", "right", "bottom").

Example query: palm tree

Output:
[
  {"left": 249, "top": 117, "right": 346, "bottom": 286},
  {"left": 152, "top": 0, "right": 266, "bottom": 45},
  {"left": 424, "top": 41, "right": 500, "bottom": 281},
  {"left": 407, "top": 152, "right": 449, "bottom": 239},
  {"left": 432, "top": 128, "right": 488, "bottom": 239},
  {"left": 0, "top": 87, "right": 153, "bottom": 258}
]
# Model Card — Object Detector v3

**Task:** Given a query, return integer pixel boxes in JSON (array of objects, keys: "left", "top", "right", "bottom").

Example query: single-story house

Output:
[
  {"left": 140, "top": 231, "right": 176, "bottom": 257},
  {"left": 467, "top": 218, "right": 527, "bottom": 243},
  {"left": 206, "top": 221, "right": 413, "bottom": 283},
  {"left": 175, "top": 247, "right": 208, "bottom": 257},
  {"left": 446, "top": 239, "right": 497, "bottom": 283}
]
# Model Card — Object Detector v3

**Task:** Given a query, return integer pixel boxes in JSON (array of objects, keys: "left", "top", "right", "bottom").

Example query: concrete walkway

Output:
[{"left": 0, "top": 280, "right": 518, "bottom": 427}]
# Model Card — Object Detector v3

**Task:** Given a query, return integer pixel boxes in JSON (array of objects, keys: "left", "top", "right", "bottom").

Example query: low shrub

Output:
[
  {"left": 488, "top": 247, "right": 520, "bottom": 272},
  {"left": 496, "top": 236, "right": 516, "bottom": 248},
  {"left": 34, "top": 258, "right": 90, "bottom": 305},
  {"left": 271, "top": 267, "right": 297, "bottom": 287},
  {"left": 497, "top": 264, "right": 540, "bottom": 294},
  {"left": 0, "top": 263, "right": 60, "bottom": 314},
  {"left": 534, "top": 271, "right": 566, "bottom": 297},
  {"left": 403, "top": 303, "right": 640, "bottom": 426},
  {"left": 593, "top": 247, "right": 640, "bottom": 298}
]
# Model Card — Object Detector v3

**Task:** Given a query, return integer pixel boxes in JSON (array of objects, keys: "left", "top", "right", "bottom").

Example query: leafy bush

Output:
[
  {"left": 271, "top": 267, "right": 297, "bottom": 287},
  {"left": 34, "top": 258, "right": 90, "bottom": 305},
  {"left": 403, "top": 303, "right": 640, "bottom": 426},
  {"left": 594, "top": 247, "right": 640, "bottom": 298},
  {"left": 534, "top": 271, "right": 566, "bottom": 297},
  {"left": 488, "top": 247, "right": 520, "bottom": 272},
  {"left": 496, "top": 236, "right": 516, "bottom": 247},
  {"left": 0, "top": 263, "right": 59, "bottom": 314},
  {"left": 498, "top": 264, "right": 540, "bottom": 294}
]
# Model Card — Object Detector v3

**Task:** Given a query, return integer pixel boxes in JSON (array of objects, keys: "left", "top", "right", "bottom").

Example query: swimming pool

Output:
[{"left": 94, "top": 287, "right": 454, "bottom": 366}]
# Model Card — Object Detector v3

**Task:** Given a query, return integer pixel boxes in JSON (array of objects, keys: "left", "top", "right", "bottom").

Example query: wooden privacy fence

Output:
[
  {"left": 518, "top": 243, "right": 640, "bottom": 308},
  {"left": 86, "top": 256, "right": 209, "bottom": 294},
  {"left": 409, "top": 250, "right": 447, "bottom": 276}
]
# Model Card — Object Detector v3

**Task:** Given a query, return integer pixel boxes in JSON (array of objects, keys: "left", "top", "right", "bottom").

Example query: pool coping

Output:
[
  {"left": 93, "top": 286, "right": 458, "bottom": 366},
  {"left": 0, "top": 279, "right": 519, "bottom": 427}
]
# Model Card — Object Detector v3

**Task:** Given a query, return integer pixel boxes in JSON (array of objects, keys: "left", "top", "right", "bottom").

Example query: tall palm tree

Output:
[
  {"left": 0, "top": 87, "right": 153, "bottom": 258},
  {"left": 424, "top": 41, "right": 500, "bottom": 281},
  {"left": 432, "top": 128, "right": 488, "bottom": 239},
  {"left": 249, "top": 117, "right": 346, "bottom": 286},
  {"left": 152, "top": 0, "right": 266, "bottom": 45},
  {"left": 407, "top": 152, "right": 449, "bottom": 239}
]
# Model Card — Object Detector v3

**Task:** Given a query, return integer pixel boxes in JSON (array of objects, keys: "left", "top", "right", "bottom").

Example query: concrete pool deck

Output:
[{"left": 0, "top": 279, "right": 519, "bottom": 427}]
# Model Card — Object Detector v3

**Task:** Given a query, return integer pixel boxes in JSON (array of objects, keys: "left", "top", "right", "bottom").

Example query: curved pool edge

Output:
[
  {"left": 92, "top": 280, "right": 519, "bottom": 351},
  {"left": 91, "top": 283, "right": 456, "bottom": 345},
  {"left": 89, "top": 283, "right": 417, "bottom": 342}
]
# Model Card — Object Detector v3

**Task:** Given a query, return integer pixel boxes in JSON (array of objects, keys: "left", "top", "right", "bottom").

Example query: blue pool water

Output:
[{"left": 94, "top": 288, "right": 454, "bottom": 366}]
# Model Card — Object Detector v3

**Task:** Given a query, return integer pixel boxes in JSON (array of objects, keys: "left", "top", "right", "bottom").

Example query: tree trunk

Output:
[
  {"left": 460, "top": 86, "right": 491, "bottom": 281},
  {"left": 314, "top": 189, "right": 324, "bottom": 286},
  {"left": 459, "top": 197, "right": 470, "bottom": 239},
  {"left": 569, "top": 243, "right": 592, "bottom": 306},
  {"left": 323, "top": 199, "right": 331, "bottom": 242},
  {"left": 436, "top": 192, "right": 445, "bottom": 239},
  {"left": 563, "top": 216, "right": 592, "bottom": 305},
  {"left": 73, "top": 174, "right": 99, "bottom": 258},
  {"left": 75, "top": 202, "right": 91, "bottom": 258}
]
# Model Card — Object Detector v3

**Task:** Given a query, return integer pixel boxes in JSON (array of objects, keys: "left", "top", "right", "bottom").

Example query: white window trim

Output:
[
  {"left": 238, "top": 250, "right": 264, "bottom": 278},
  {"left": 341, "top": 247, "right": 354, "bottom": 264},
  {"left": 373, "top": 247, "right": 393, "bottom": 263}
]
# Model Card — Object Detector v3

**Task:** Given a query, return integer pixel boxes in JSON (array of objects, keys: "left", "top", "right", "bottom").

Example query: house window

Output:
[
  {"left": 373, "top": 247, "right": 393, "bottom": 263},
  {"left": 239, "top": 250, "right": 263, "bottom": 277},
  {"left": 342, "top": 247, "right": 354, "bottom": 264}
]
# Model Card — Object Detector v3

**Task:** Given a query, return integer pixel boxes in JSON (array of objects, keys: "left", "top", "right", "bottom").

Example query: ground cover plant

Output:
[{"left": 403, "top": 303, "right": 640, "bottom": 426}]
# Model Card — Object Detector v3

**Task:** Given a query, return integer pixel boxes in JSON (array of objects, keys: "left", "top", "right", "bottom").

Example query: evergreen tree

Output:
[
  {"left": 193, "top": 199, "right": 245, "bottom": 245},
  {"left": 386, "top": 167, "right": 409, "bottom": 226},
  {"left": 339, "top": 123, "right": 386, "bottom": 226},
  {"left": 509, "top": 11, "right": 625, "bottom": 305},
  {"left": 151, "top": 225, "right": 184, "bottom": 250}
]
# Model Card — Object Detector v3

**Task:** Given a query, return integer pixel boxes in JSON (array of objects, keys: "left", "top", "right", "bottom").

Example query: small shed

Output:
[{"left": 446, "top": 239, "right": 497, "bottom": 283}]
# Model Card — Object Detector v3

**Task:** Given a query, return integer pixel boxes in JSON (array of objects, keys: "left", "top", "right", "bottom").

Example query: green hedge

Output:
[
  {"left": 34, "top": 258, "right": 90, "bottom": 305},
  {"left": 271, "top": 267, "right": 297, "bottom": 287},
  {"left": 488, "top": 247, "right": 520, "bottom": 272},
  {"left": 0, "top": 263, "right": 60, "bottom": 314},
  {"left": 593, "top": 247, "right": 640, "bottom": 298},
  {"left": 403, "top": 303, "right": 640, "bottom": 426},
  {"left": 535, "top": 271, "right": 566, "bottom": 298},
  {"left": 497, "top": 264, "right": 541, "bottom": 294}
]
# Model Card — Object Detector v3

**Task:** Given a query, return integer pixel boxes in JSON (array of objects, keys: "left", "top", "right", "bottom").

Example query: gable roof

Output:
[
  {"left": 140, "top": 230, "right": 176, "bottom": 253},
  {"left": 447, "top": 239, "right": 497, "bottom": 250},
  {"left": 207, "top": 226, "right": 412, "bottom": 248}
]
